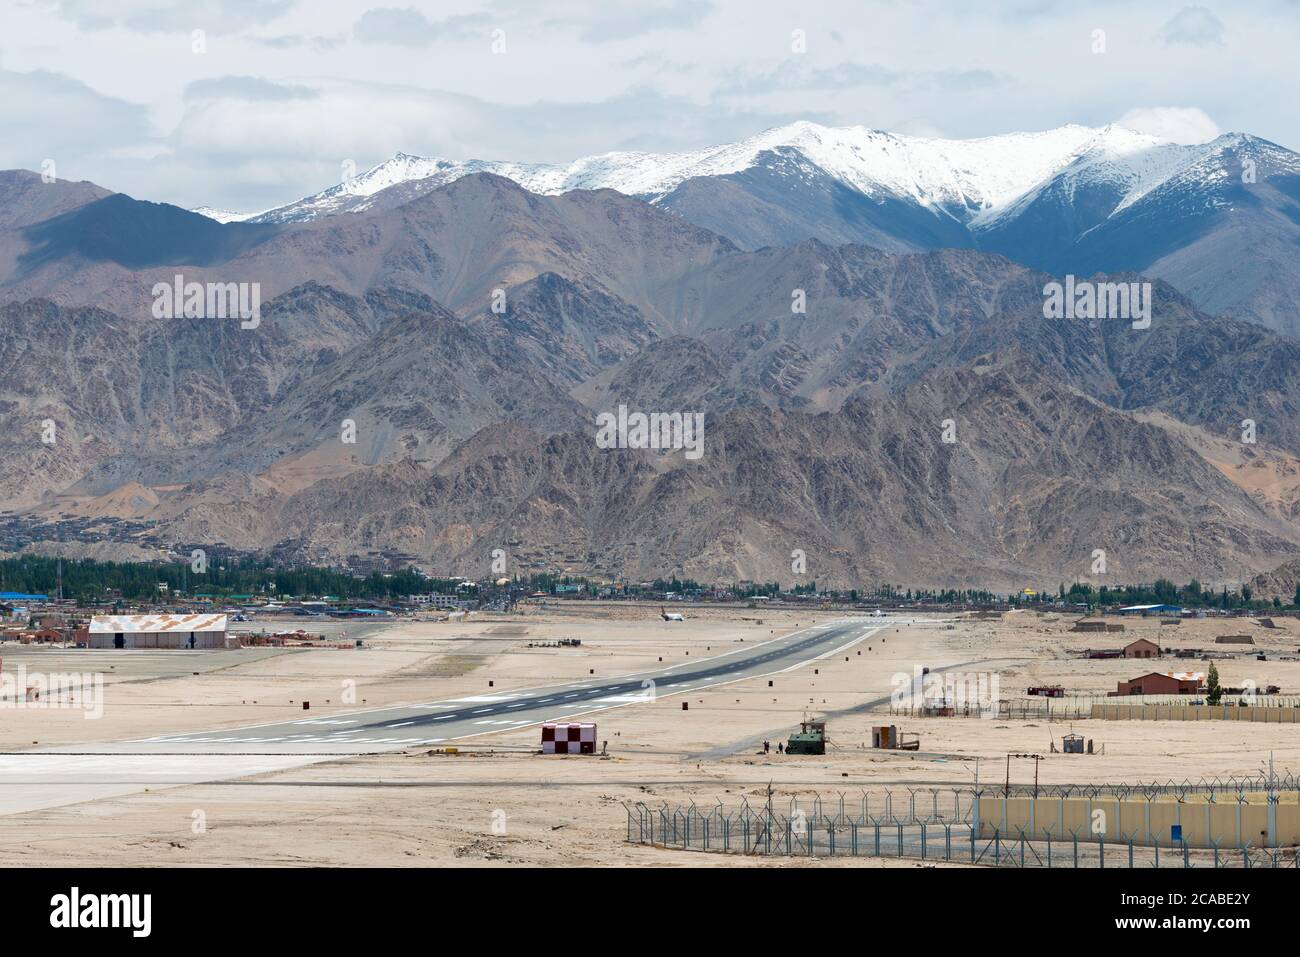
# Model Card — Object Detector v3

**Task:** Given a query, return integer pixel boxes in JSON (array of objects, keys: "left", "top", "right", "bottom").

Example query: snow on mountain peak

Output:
[
  {"left": 189, "top": 205, "right": 259, "bottom": 224},
  {"left": 195, "top": 121, "right": 1269, "bottom": 229}
]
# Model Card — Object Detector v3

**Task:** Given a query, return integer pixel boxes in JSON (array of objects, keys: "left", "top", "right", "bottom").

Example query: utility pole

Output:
[{"left": 1006, "top": 752, "right": 1044, "bottom": 798}]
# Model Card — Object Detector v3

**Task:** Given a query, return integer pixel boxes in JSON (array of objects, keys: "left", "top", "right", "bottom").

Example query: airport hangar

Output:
[{"left": 87, "top": 614, "right": 234, "bottom": 649}]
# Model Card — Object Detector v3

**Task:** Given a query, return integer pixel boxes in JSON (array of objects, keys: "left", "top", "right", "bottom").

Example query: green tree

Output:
[{"left": 1206, "top": 662, "right": 1222, "bottom": 705}]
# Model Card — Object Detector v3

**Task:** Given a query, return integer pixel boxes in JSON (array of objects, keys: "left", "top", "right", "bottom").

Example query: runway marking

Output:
[
  {"left": 116, "top": 618, "right": 917, "bottom": 752},
  {"left": 386, "top": 721, "right": 415, "bottom": 728}
]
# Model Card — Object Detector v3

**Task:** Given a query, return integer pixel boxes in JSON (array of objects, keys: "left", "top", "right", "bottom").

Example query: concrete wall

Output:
[
  {"left": 975, "top": 794, "right": 1300, "bottom": 848},
  {"left": 1091, "top": 703, "right": 1300, "bottom": 722}
]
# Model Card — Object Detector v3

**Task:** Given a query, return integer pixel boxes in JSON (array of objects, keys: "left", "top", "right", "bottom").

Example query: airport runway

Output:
[
  {"left": 0, "top": 617, "right": 911, "bottom": 814},
  {"left": 132, "top": 616, "right": 901, "bottom": 754}
]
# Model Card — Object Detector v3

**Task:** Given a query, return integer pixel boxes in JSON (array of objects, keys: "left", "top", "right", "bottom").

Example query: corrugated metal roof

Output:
[{"left": 88, "top": 614, "right": 227, "bottom": 634}]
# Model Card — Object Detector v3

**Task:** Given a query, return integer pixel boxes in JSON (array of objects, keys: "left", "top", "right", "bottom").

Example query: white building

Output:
[
  {"left": 411, "top": 594, "right": 465, "bottom": 609},
  {"left": 88, "top": 614, "right": 233, "bottom": 649}
]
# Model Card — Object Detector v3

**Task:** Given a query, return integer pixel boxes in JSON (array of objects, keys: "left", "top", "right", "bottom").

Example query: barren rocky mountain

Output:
[
  {"left": 136, "top": 359, "right": 1300, "bottom": 588},
  {"left": 0, "top": 170, "right": 112, "bottom": 230},
  {"left": 4, "top": 166, "right": 1300, "bottom": 586},
  {"left": 1249, "top": 555, "right": 1300, "bottom": 602}
]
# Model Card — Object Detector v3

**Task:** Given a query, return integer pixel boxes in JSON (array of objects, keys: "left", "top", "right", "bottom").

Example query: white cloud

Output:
[
  {"left": 1116, "top": 107, "right": 1221, "bottom": 145},
  {"left": 1158, "top": 6, "right": 1227, "bottom": 48},
  {"left": 5, "top": 1, "right": 1298, "bottom": 210},
  {"left": 44, "top": 0, "right": 297, "bottom": 34},
  {"left": 0, "top": 66, "right": 155, "bottom": 175},
  {"left": 352, "top": 8, "right": 489, "bottom": 47}
]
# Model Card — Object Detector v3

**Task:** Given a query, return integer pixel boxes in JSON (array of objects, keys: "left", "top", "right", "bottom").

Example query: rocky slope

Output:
[{"left": 5, "top": 170, "right": 1300, "bottom": 586}]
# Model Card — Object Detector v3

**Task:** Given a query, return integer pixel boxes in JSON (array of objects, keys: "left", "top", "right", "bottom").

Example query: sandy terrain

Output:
[{"left": 1, "top": 605, "right": 1297, "bottom": 866}]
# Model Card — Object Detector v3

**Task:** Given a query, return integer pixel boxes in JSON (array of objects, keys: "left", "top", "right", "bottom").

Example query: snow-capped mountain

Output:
[
  {"left": 198, "top": 121, "right": 1284, "bottom": 231},
  {"left": 204, "top": 122, "right": 1115, "bottom": 223},
  {"left": 190, "top": 206, "right": 263, "bottom": 224},
  {"left": 192, "top": 120, "right": 1300, "bottom": 334}
]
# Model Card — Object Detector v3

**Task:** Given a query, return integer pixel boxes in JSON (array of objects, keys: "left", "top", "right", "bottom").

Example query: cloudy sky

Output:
[{"left": 4, "top": 0, "right": 1298, "bottom": 212}]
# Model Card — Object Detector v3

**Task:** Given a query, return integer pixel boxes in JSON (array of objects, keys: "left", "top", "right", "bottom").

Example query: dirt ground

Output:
[{"left": 1, "top": 605, "right": 1297, "bottom": 866}]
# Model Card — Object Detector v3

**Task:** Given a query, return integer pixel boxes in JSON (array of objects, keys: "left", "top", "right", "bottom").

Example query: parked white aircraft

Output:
[{"left": 660, "top": 606, "right": 684, "bottom": 622}]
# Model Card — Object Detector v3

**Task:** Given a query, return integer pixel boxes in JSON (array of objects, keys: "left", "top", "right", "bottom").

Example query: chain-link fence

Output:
[{"left": 625, "top": 785, "right": 1300, "bottom": 868}]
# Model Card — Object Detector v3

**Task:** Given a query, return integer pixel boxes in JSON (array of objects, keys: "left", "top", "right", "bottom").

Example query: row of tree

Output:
[
  {"left": 0, "top": 555, "right": 1289, "bottom": 609},
  {"left": 1057, "top": 578, "right": 1288, "bottom": 610},
  {"left": 0, "top": 556, "right": 461, "bottom": 603}
]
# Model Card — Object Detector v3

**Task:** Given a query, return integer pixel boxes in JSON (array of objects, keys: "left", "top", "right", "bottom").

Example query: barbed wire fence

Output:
[{"left": 624, "top": 782, "right": 1300, "bottom": 869}]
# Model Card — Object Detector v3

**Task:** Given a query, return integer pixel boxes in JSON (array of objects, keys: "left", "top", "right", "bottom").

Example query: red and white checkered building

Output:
[{"left": 541, "top": 722, "right": 597, "bottom": 754}]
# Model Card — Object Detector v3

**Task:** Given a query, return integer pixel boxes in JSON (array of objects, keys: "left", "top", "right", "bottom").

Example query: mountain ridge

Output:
[{"left": 179, "top": 121, "right": 1300, "bottom": 336}]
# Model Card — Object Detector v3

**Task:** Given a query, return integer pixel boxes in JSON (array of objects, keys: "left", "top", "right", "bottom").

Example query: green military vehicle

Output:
[{"left": 786, "top": 718, "right": 827, "bottom": 755}]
